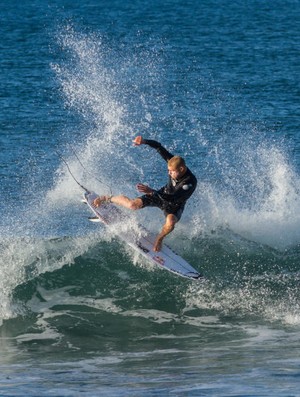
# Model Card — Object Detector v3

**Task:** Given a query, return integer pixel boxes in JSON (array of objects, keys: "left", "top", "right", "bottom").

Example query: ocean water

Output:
[{"left": 1, "top": 0, "right": 300, "bottom": 395}]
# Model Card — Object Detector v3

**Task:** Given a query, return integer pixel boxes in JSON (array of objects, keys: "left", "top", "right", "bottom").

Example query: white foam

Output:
[{"left": 187, "top": 144, "right": 300, "bottom": 250}]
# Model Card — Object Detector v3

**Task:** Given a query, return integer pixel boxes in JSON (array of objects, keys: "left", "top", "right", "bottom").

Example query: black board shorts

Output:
[{"left": 140, "top": 194, "right": 184, "bottom": 221}]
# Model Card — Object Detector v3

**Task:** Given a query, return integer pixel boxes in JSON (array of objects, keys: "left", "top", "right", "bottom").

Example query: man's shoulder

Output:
[{"left": 185, "top": 167, "right": 197, "bottom": 184}]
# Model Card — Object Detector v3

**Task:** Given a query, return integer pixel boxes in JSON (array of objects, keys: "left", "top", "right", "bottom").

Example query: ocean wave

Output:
[{"left": 1, "top": 231, "right": 299, "bottom": 329}]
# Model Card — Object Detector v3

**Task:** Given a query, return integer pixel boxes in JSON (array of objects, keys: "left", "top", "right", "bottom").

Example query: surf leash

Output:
[
  {"left": 69, "top": 146, "right": 113, "bottom": 196},
  {"left": 55, "top": 151, "right": 90, "bottom": 193}
]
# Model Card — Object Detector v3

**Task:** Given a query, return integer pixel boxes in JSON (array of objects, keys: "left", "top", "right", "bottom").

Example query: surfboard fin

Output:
[{"left": 88, "top": 216, "right": 101, "bottom": 223}]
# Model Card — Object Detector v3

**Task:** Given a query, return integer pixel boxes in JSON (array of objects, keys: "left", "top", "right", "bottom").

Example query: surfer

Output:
[{"left": 93, "top": 136, "right": 197, "bottom": 252}]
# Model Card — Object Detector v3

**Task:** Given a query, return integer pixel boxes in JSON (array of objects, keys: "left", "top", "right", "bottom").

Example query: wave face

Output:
[{"left": 2, "top": 232, "right": 300, "bottom": 328}]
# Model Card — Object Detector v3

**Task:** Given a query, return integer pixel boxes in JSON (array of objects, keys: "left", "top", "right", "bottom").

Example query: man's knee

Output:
[
  {"left": 165, "top": 214, "right": 178, "bottom": 229},
  {"left": 128, "top": 198, "right": 143, "bottom": 210}
]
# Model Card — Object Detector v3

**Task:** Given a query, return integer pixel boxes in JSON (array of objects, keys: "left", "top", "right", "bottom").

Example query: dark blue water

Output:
[{"left": 1, "top": 1, "right": 300, "bottom": 395}]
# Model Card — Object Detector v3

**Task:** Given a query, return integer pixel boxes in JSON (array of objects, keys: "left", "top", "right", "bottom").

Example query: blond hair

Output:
[{"left": 168, "top": 156, "right": 186, "bottom": 170}]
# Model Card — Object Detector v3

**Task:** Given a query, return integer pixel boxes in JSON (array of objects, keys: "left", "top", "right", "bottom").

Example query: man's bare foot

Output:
[
  {"left": 153, "top": 237, "right": 163, "bottom": 252},
  {"left": 93, "top": 196, "right": 109, "bottom": 207}
]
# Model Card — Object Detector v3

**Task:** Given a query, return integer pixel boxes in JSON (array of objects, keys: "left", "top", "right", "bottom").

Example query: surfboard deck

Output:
[{"left": 83, "top": 191, "right": 204, "bottom": 280}]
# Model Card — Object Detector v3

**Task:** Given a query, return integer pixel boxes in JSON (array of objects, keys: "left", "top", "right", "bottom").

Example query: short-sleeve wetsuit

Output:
[{"left": 140, "top": 139, "right": 197, "bottom": 220}]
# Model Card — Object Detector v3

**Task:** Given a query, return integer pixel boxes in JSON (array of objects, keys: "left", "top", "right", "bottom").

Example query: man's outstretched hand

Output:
[
  {"left": 133, "top": 136, "right": 145, "bottom": 146},
  {"left": 136, "top": 183, "right": 154, "bottom": 195}
]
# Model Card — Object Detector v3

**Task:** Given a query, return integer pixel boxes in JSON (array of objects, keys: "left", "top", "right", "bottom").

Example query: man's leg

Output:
[
  {"left": 94, "top": 195, "right": 143, "bottom": 210},
  {"left": 153, "top": 214, "right": 178, "bottom": 252},
  {"left": 94, "top": 196, "right": 178, "bottom": 252},
  {"left": 111, "top": 195, "right": 143, "bottom": 210}
]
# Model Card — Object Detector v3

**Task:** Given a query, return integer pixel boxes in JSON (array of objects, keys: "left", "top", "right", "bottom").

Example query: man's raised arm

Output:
[{"left": 133, "top": 136, "right": 173, "bottom": 162}]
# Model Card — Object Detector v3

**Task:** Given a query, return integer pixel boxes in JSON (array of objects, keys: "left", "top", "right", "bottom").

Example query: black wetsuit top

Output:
[{"left": 141, "top": 139, "right": 197, "bottom": 218}]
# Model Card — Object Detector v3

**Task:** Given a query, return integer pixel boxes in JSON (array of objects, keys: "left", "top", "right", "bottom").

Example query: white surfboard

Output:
[{"left": 83, "top": 191, "right": 203, "bottom": 280}]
